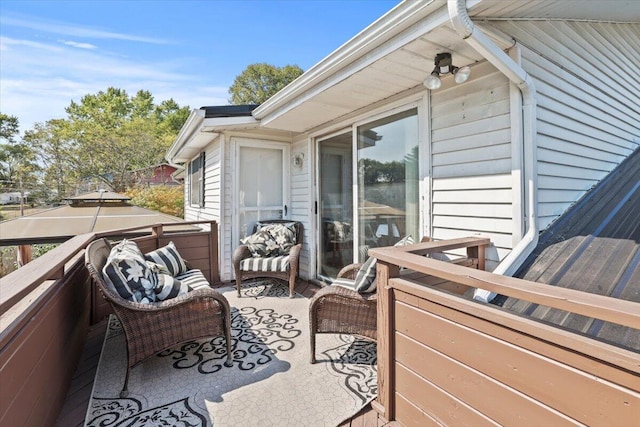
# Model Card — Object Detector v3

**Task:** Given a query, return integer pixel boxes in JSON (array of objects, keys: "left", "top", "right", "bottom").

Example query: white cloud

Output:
[
  {"left": 0, "top": 13, "right": 233, "bottom": 134},
  {"left": 1, "top": 15, "right": 170, "bottom": 44},
  {"left": 61, "top": 40, "right": 97, "bottom": 49},
  {"left": 0, "top": 34, "right": 229, "bottom": 133}
]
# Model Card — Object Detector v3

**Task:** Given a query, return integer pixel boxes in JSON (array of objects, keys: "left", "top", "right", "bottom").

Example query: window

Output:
[{"left": 189, "top": 152, "right": 205, "bottom": 207}]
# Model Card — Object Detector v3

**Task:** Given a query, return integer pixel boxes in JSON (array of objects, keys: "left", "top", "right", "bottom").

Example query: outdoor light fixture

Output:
[{"left": 423, "top": 52, "right": 471, "bottom": 90}]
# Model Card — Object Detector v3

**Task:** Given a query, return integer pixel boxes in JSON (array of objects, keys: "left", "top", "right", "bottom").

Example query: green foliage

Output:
[
  {"left": 0, "top": 114, "right": 41, "bottom": 196},
  {"left": 55, "top": 87, "right": 190, "bottom": 192},
  {"left": 125, "top": 185, "right": 184, "bottom": 218},
  {"left": 23, "top": 119, "right": 77, "bottom": 203},
  {"left": 0, "top": 113, "right": 20, "bottom": 142},
  {"left": 229, "top": 63, "right": 303, "bottom": 105}
]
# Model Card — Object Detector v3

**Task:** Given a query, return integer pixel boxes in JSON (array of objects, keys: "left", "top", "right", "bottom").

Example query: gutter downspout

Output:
[{"left": 447, "top": 0, "right": 538, "bottom": 302}]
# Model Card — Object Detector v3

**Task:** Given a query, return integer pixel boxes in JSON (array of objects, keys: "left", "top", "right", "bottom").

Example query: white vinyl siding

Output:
[
  {"left": 184, "top": 138, "right": 222, "bottom": 222},
  {"left": 430, "top": 61, "right": 513, "bottom": 271},
  {"left": 491, "top": 20, "right": 640, "bottom": 230},
  {"left": 290, "top": 136, "right": 312, "bottom": 279}
]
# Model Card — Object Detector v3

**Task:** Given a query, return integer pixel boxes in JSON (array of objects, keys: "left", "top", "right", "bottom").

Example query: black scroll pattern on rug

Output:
[
  {"left": 241, "top": 280, "right": 292, "bottom": 298},
  {"left": 324, "top": 335, "right": 378, "bottom": 405},
  {"left": 86, "top": 396, "right": 207, "bottom": 427},
  {"left": 157, "top": 305, "right": 301, "bottom": 374}
]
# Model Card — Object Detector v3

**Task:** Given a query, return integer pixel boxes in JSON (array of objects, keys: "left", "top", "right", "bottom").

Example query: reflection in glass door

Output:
[
  {"left": 357, "top": 109, "right": 419, "bottom": 260},
  {"left": 318, "top": 132, "right": 353, "bottom": 280}
]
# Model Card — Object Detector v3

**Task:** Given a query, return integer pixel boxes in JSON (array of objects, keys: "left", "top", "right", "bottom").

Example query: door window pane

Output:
[
  {"left": 238, "top": 146, "right": 284, "bottom": 239},
  {"left": 357, "top": 109, "right": 419, "bottom": 260},
  {"left": 318, "top": 132, "right": 353, "bottom": 279}
]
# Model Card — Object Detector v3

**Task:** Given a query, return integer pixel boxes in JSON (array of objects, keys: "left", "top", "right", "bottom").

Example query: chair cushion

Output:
[
  {"left": 102, "top": 239, "right": 157, "bottom": 303},
  {"left": 175, "top": 269, "right": 211, "bottom": 291},
  {"left": 144, "top": 241, "right": 188, "bottom": 276},
  {"left": 154, "top": 274, "right": 190, "bottom": 301},
  {"left": 239, "top": 255, "right": 290, "bottom": 272}
]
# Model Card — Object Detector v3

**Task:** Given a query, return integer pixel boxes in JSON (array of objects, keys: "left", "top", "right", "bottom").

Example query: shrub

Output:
[{"left": 125, "top": 185, "right": 184, "bottom": 218}]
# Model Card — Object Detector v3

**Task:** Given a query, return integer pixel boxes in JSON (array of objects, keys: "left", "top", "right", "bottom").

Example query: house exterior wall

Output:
[
  {"left": 290, "top": 135, "right": 312, "bottom": 280},
  {"left": 430, "top": 61, "right": 514, "bottom": 271},
  {"left": 183, "top": 136, "right": 223, "bottom": 276},
  {"left": 184, "top": 137, "right": 222, "bottom": 223},
  {"left": 491, "top": 20, "right": 640, "bottom": 230}
]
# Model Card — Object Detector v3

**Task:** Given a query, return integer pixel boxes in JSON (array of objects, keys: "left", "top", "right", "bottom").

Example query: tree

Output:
[
  {"left": 0, "top": 113, "right": 19, "bottom": 142},
  {"left": 23, "top": 119, "right": 77, "bottom": 202},
  {"left": 228, "top": 63, "right": 303, "bottom": 105},
  {"left": 0, "top": 114, "right": 40, "bottom": 214},
  {"left": 62, "top": 88, "right": 190, "bottom": 192}
]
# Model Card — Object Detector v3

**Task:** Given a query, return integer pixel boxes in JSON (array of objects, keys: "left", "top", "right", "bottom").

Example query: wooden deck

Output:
[{"left": 55, "top": 279, "right": 389, "bottom": 427}]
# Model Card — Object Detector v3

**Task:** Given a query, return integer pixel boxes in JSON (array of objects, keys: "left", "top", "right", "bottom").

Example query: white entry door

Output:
[{"left": 234, "top": 138, "right": 290, "bottom": 241}]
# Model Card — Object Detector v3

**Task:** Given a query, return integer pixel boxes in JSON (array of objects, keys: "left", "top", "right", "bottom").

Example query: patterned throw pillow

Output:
[
  {"left": 261, "top": 223, "right": 296, "bottom": 256},
  {"left": 144, "top": 241, "right": 188, "bottom": 276},
  {"left": 242, "top": 223, "right": 297, "bottom": 257},
  {"left": 102, "top": 239, "right": 157, "bottom": 303},
  {"left": 241, "top": 228, "right": 277, "bottom": 257}
]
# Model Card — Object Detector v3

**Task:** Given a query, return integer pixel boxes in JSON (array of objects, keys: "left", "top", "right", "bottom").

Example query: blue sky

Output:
[{"left": 1, "top": 0, "right": 400, "bottom": 133}]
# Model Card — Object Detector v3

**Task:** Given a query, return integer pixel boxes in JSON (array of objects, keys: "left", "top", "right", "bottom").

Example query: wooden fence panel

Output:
[
  {"left": 0, "top": 258, "right": 90, "bottom": 427},
  {"left": 388, "top": 284, "right": 640, "bottom": 426}
]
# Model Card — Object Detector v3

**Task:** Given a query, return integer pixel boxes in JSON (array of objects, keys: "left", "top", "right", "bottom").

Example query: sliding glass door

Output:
[
  {"left": 357, "top": 108, "right": 419, "bottom": 260},
  {"left": 317, "top": 132, "right": 353, "bottom": 280},
  {"left": 316, "top": 108, "right": 420, "bottom": 281}
]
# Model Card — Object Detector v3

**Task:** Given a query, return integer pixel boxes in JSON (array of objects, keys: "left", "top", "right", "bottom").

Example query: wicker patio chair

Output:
[
  {"left": 85, "top": 238, "right": 233, "bottom": 398},
  {"left": 233, "top": 219, "right": 303, "bottom": 298},
  {"left": 309, "top": 262, "right": 377, "bottom": 363}
]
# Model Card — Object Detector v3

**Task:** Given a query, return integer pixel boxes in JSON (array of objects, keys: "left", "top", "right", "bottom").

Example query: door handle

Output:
[{"left": 284, "top": 204, "right": 288, "bottom": 216}]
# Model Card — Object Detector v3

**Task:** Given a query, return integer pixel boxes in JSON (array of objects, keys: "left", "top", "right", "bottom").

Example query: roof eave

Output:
[
  {"left": 252, "top": 0, "right": 447, "bottom": 123},
  {"left": 166, "top": 109, "right": 206, "bottom": 163}
]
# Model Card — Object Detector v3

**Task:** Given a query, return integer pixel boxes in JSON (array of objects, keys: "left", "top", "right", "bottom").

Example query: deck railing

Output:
[
  {"left": 369, "top": 238, "right": 640, "bottom": 426},
  {"left": 0, "top": 221, "right": 219, "bottom": 426}
]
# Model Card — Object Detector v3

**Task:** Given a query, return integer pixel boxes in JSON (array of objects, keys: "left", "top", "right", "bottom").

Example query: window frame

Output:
[{"left": 189, "top": 152, "right": 205, "bottom": 207}]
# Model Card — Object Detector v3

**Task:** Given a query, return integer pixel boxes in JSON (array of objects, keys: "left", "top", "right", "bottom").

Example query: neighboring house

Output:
[
  {"left": 0, "top": 192, "right": 23, "bottom": 205},
  {"left": 129, "top": 163, "right": 182, "bottom": 187},
  {"left": 167, "top": 0, "right": 640, "bottom": 284}
]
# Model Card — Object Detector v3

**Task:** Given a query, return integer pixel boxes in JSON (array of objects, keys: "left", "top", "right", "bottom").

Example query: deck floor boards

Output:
[{"left": 55, "top": 279, "right": 386, "bottom": 426}]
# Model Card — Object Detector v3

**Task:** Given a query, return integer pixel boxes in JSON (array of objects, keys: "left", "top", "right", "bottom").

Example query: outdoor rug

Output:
[{"left": 84, "top": 281, "right": 377, "bottom": 427}]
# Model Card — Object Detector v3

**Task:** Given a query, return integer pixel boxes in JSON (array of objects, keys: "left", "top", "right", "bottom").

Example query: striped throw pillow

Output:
[
  {"left": 175, "top": 269, "right": 211, "bottom": 291},
  {"left": 155, "top": 274, "right": 190, "bottom": 301},
  {"left": 144, "top": 242, "right": 188, "bottom": 277},
  {"left": 354, "top": 256, "right": 377, "bottom": 293},
  {"left": 353, "top": 235, "right": 415, "bottom": 294}
]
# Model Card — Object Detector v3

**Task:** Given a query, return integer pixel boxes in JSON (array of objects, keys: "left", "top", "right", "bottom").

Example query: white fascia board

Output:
[
  {"left": 166, "top": 109, "right": 205, "bottom": 163},
  {"left": 200, "top": 116, "right": 259, "bottom": 132},
  {"left": 253, "top": 0, "right": 446, "bottom": 125}
]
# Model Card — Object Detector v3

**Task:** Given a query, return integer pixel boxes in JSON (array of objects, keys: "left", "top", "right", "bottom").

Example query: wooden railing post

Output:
[
  {"left": 372, "top": 260, "right": 400, "bottom": 421},
  {"left": 151, "top": 224, "right": 163, "bottom": 249},
  {"left": 467, "top": 241, "right": 487, "bottom": 271},
  {"left": 209, "top": 221, "right": 220, "bottom": 283}
]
